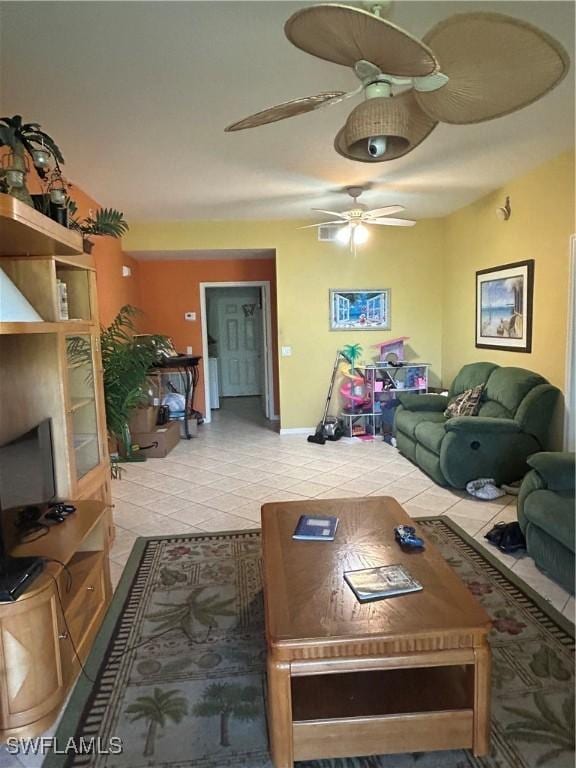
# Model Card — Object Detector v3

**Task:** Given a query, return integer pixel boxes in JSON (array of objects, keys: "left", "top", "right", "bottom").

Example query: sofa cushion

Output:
[
  {"left": 449, "top": 362, "right": 498, "bottom": 398},
  {"left": 477, "top": 400, "right": 511, "bottom": 418},
  {"left": 395, "top": 410, "right": 446, "bottom": 439},
  {"left": 414, "top": 421, "right": 445, "bottom": 455},
  {"left": 483, "top": 367, "right": 547, "bottom": 417},
  {"left": 444, "top": 384, "right": 484, "bottom": 418},
  {"left": 522, "top": 490, "right": 575, "bottom": 553}
]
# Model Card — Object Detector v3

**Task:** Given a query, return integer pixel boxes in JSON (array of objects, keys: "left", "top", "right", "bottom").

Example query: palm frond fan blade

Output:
[
  {"left": 363, "top": 205, "right": 405, "bottom": 218},
  {"left": 311, "top": 208, "right": 351, "bottom": 219},
  {"left": 225, "top": 92, "right": 347, "bottom": 131},
  {"left": 415, "top": 12, "right": 570, "bottom": 124},
  {"left": 366, "top": 217, "right": 416, "bottom": 227},
  {"left": 285, "top": 5, "right": 438, "bottom": 78},
  {"left": 298, "top": 220, "right": 344, "bottom": 229}
]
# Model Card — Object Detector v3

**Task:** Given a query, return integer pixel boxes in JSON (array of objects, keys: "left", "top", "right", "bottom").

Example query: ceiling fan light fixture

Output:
[
  {"left": 335, "top": 91, "right": 437, "bottom": 163},
  {"left": 353, "top": 223, "right": 370, "bottom": 245},
  {"left": 336, "top": 225, "right": 352, "bottom": 245}
]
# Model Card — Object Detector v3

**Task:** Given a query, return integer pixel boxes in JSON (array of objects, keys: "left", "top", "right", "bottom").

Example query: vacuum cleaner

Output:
[{"left": 307, "top": 351, "right": 348, "bottom": 445}]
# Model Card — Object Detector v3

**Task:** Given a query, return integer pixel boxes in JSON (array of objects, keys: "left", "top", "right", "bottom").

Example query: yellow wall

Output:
[
  {"left": 125, "top": 219, "right": 445, "bottom": 428},
  {"left": 442, "top": 151, "right": 575, "bottom": 393},
  {"left": 124, "top": 151, "right": 574, "bottom": 431}
]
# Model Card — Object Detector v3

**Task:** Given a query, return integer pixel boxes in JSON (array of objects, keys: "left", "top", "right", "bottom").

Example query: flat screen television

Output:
[
  {"left": 0, "top": 419, "right": 56, "bottom": 555},
  {"left": 0, "top": 421, "right": 53, "bottom": 599}
]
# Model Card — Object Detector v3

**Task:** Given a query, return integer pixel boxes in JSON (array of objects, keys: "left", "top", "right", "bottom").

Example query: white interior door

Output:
[{"left": 216, "top": 289, "right": 262, "bottom": 397}]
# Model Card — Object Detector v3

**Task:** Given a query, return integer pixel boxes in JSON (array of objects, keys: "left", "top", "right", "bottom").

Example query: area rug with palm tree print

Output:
[{"left": 45, "top": 518, "right": 574, "bottom": 768}]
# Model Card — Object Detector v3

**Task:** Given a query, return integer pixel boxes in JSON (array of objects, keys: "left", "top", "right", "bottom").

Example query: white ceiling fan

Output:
[{"left": 301, "top": 186, "right": 416, "bottom": 251}]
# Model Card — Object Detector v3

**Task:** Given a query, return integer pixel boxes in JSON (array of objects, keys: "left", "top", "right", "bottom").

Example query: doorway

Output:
[{"left": 200, "top": 281, "right": 275, "bottom": 424}]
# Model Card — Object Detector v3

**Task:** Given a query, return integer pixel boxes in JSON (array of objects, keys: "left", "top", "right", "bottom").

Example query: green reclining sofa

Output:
[
  {"left": 518, "top": 452, "right": 575, "bottom": 593},
  {"left": 394, "top": 362, "right": 560, "bottom": 489}
]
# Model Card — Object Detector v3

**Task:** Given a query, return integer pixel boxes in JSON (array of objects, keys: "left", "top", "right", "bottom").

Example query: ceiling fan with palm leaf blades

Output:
[
  {"left": 225, "top": 4, "right": 570, "bottom": 163},
  {"left": 301, "top": 186, "right": 415, "bottom": 251}
]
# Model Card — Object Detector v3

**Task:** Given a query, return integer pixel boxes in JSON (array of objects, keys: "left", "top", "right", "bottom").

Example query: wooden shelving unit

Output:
[
  {"left": 0, "top": 195, "right": 113, "bottom": 737},
  {"left": 0, "top": 193, "right": 83, "bottom": 256},
  {"left": 0, "top": 193, "right": 111, "bottom": 504}
]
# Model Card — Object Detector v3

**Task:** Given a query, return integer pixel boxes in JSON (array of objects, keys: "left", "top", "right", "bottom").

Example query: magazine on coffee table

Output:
[
  {"left": 292, "top": 515, "right": 339, "bottom": 541},
  {"left": 344, "top": 564, "right": 422, "bottom": 602}
]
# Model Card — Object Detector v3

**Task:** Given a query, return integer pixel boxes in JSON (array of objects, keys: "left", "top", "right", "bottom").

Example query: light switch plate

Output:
[
  {"left": 281, "top": 346, "right": 292, "bottom": 357},
  {"left": 186, "top": 346, "right": 193, "bottom": 355}
]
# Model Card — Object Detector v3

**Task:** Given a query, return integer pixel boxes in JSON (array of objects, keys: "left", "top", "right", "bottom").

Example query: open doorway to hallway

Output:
[{"left": 201, "top": 282, "right": 277, "bottom": 427}]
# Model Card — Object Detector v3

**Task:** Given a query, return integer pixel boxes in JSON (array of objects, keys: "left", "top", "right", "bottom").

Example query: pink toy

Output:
[
  {"left": 372, "top": 336, "right": 410, "bottom": 362},
  {"left": 340, "top": 363, "right": 369, "bottom": 412}
]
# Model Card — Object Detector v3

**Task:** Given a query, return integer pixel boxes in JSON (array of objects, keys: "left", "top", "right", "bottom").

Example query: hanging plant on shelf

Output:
[
  {"left": 67, "top": 199, "right": 129, "bottom": 252},
  {"left": 0, "top": 115, "right": 64, "bottom": 206}
]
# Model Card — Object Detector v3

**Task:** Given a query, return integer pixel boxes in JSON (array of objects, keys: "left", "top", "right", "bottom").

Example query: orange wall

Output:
[
  {"left": 63, "top": 183, "right": 139, "bottom": 327},
  {"left": 135, "top": 258, "right": 279, "bottom": 417}
]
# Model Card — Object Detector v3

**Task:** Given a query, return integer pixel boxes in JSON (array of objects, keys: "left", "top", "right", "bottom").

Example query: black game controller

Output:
[
  {"left": 49, "top": 502, "right": 77, "bottom": 517},
  {"left": 45, "top": 510, "right": 66, "bottom": 523}
]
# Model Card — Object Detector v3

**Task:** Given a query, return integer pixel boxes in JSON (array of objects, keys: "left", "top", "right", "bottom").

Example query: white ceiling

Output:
[{"left": 1, "top": 1, "right": 574, "bottom": 222}]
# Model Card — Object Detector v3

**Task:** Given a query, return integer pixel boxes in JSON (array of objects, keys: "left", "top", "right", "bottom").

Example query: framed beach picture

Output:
[
  {"left": 330, "top": 289, "right": 390, "bottom": 331},
  {"left": 476, "top": 260, "right": 534, "bottom": 352}
]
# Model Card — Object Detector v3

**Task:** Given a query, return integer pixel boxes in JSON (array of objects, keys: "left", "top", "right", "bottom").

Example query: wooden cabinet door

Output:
[{"left": 0, "top": 583, "right": 68, "bottom": 731}]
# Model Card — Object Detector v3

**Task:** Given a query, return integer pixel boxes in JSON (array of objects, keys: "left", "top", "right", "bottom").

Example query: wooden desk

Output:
[{"left": 261, "top": 497, "right": 491, "bottom": 767}]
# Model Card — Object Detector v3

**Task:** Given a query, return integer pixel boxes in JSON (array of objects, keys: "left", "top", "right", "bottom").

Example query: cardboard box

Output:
[
  {"left": 129, "top": 406, "right": 158, "bottom": 434},
  {"left": 132, "top": 421, "right": 180, "bottom": 458}
]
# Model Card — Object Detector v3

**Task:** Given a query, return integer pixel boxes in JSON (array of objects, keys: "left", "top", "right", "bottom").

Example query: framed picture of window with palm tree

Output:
[
  {"left": 476, "top": 260, "right": 534, "bottom": 352},
  {"left": 329, "top": 289, "right": 390, "bottom": 331}
]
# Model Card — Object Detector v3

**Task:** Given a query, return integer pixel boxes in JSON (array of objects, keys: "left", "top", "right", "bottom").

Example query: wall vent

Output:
[{"left": 317, "top": 224, "right": 342, "bottom": 242}]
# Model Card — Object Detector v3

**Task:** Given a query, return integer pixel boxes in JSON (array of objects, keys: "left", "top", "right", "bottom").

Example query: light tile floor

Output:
[
  {"left": 109, "top": 397, "right": 574, "bottom": 621},
  {"left": 3, "top": 397, "right": 573, "bottom": 767}
]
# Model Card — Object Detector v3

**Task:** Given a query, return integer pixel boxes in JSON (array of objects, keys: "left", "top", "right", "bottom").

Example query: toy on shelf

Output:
[
  {"left": 372, "top": 336, "right": 410, "bottom": 364},
  {"left": 339, "top": 346, "right": 370, "bottom": 415}
]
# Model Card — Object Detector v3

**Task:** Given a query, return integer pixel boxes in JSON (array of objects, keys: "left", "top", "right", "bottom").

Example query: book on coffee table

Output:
[
  {"left": 292, "top": 515, "right": 338, "bottom": 541},
  {"left": 344, "top": 564, "right": 423, "bottom": 602}
]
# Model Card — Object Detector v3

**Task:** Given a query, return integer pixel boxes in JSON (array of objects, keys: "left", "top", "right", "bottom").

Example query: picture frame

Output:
[
  {"left": 329, "top": 289, "right": 390, "bottom": 331},
  {"left": 475, "top": 260, "right": 534, "bottom": 352}
]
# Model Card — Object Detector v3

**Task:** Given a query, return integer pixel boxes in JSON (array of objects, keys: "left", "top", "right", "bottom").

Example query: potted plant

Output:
[
  {"left": 100, "top": 305, "right": 170, "bottom": 459},
  {"left": 0, "top": 115, "right": 64, "bottom": 206},
  {"left": 67, "top": 199, "right": 129, "bottom": 252}
]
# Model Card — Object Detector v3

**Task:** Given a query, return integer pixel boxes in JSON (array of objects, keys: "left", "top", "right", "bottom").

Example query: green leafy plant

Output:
[
  {"left": 125, "top": 688, "right": 187, "bottom": 757},
  {"left": 100, "top": 305, "right": 170, "bottom": 455},
  {"left": 192, "top": 683, "right": 259, "bottom": 747},
  {"left": 67, "top": 198, "right": 129, "bottom": 244}
]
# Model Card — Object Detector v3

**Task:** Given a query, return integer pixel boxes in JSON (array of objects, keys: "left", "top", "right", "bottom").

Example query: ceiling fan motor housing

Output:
[{"left": 335, "top": 91, "right": 437, "bottom": 162}]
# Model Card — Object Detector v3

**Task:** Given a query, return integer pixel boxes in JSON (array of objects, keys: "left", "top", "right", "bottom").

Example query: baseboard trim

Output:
[{"left": 279, "top": 427, "right": 314, "bottom": 435}]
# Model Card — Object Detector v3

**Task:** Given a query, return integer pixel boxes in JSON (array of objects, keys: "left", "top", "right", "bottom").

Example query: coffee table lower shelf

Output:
[
  {"left": 267, "top": 657, "right": 489, "bottom": 767},
  {"left": 293, "top": 710, "right": 474, "bottom": 762}
]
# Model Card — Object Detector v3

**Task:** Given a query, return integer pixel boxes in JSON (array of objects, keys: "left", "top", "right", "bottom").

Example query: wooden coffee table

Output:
[{"left": 261, "top": 497, "right": 491, "bottom": 768}]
